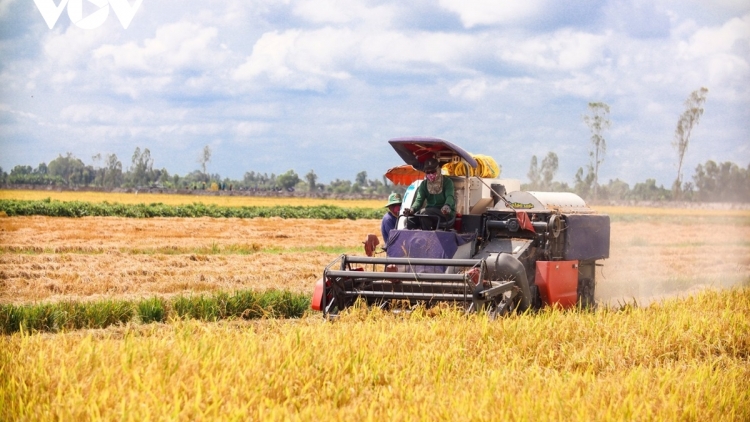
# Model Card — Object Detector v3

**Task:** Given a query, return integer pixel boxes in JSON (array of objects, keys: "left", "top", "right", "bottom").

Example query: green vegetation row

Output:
[
  {"left": 0, "top": 289, "right": 310, "bottom": 335},
  {"left": 0, "top": 198, "right": 382, "bottom": 219}
]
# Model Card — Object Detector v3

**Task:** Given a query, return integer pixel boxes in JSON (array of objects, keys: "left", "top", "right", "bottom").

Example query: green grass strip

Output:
[
  {"left": 0, "top": 199, "right": 382, "bottom": 219},
  {"left": 0, "top": 289, "right": 311, "bottom": 335}
]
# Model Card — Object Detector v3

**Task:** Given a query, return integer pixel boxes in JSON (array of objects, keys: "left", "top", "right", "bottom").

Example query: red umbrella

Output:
[{"left": 385, "top": 164, "right": 424, "bottom": 186}]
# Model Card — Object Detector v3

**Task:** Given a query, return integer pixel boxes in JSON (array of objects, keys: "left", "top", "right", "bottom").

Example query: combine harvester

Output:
[{"left": 312, "top": 137, "right": 610, "bottom": 317}]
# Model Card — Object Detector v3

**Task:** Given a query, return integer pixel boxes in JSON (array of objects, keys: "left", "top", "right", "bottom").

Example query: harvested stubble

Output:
[
  {"left": 1, "top": 288, "right": 748, "bottom": 421},
  {"left": 2, "top": 213, "right": 749, "bottom": 307},
  {"left": 0, "top": 217, "right": 380, "bottom": 304}
]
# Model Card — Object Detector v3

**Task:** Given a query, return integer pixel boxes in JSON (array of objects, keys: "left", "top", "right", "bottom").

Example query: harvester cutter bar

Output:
[
  {"left": 321, "top": 254, "right": 500, "bottom": 315},
  {"left": 338, "top": 257, "right": 483, "bottom": 267},
  {"left": 370, "top": 281, "right": 468, "bottom": 289},
  {"left": 347, "top": 291, "right": 474, "bottom": 301},
  {"left": 325, "top": 270, "right": 470, "bottom": 282}
]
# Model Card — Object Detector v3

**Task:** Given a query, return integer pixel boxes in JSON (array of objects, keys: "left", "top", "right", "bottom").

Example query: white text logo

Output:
[{"left": 34, "top": 0, "right": 144, "bottom": 30}]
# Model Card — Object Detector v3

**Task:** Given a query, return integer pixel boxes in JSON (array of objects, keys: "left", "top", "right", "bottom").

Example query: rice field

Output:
[
  {"left": 2, "top": 290, "right": 748, "bottom": 421},
  {"left": 1, "top": 212, "right": 748, "bottom": 306},
  {"left": 0, "top": 189, "right": 384, "bottom": 209},
  {"left": 1, "top": 190, "right": 749, "bottom": 420}
]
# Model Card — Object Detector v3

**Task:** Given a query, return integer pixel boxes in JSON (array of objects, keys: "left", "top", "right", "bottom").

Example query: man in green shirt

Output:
[{"left": 404, "top": 157, "right": 455, "bottom": 230}]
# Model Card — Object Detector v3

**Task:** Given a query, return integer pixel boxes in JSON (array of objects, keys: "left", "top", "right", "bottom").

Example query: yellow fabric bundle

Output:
[{"left": 443, "top": 154, "right": 501, "bottom": 178}]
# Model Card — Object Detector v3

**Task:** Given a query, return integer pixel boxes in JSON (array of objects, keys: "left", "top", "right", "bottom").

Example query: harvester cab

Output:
[{"left": 312, "top": 137, "right": 610, "bottom": 317}]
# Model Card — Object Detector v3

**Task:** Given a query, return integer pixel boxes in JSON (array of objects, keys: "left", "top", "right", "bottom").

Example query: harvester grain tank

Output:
[{"left": 312, "top": 137, "right": 610, "bottom": 316}]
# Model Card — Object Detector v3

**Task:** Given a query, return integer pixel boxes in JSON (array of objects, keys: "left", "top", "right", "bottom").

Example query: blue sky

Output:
[{"left": 1, "top": 0, "right": 748, "bottom": 187}]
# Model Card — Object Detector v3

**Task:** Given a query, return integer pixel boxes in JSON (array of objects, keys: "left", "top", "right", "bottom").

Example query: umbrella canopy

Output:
[
  {"left": 388, "top": 137, "right": 478, "bottom": 171},
  {"left": 385, "top": 164, "right": 425, "bottom": 186}
]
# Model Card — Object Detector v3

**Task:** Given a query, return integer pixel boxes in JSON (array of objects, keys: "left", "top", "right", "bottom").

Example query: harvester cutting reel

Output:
[{"left": 314, "top": 255, "right": 523, "bottom": 318}]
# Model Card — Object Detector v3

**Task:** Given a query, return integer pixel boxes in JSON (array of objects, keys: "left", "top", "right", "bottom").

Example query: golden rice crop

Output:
[
  {"left": 1, "top": 288, "right": 748, "bottom": 421},
  {"left": 0, "top": 189, "right": 385, "bottom": 209}
]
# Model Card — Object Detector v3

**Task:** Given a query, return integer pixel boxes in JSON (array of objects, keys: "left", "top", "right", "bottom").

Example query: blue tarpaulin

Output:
[{"left": 385, "top": 230, "right": 475, "bottom": 273}]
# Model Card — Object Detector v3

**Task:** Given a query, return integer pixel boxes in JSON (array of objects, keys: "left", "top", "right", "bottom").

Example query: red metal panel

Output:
[
  {"left": 535, "top": 260, "right": 579, "bottom": 308},
  {"left": 311, "top": 278, "right": 325, "bottom": 311}
]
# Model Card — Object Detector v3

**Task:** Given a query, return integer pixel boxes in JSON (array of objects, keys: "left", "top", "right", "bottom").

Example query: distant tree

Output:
[
  {"left": 630, "top": 179, "right": 672, "bottom": 201},
  {"left": 183, "top": 170, "right": 206, "bottom": 188},
  {"left": 355, "top": 171, "right": 368, "bottom": 187},
  {"left": 48, "top": 153, "right": 86, "bottom": 186},
  {"left": 92, "top": 153, "right": 104, "bottom": 187},
  {"left": 305, "top": 170, "right": 318, "bottom": 192},
  {"left": 269, "top": 173, "right": 277, "bottom": 189},
  {"left": 157, "top": 168, "right": 171, "bottom": 186},
  {"left": 128, "top": 147, "right": 154, "bottom": 187},
  {"left": 6, "top": 163, "right": 65, "bottom": 185},
  {"left": 277, "top": 169, "right": 300, "bottom": 191},
  {"left": 573, "top": 165, "right": 595, "bottom": 199},
  {"left": 582, "top": 102, "right": 611, "bottom": 199},
  {"left": 243, "top": 171, "right": 257, "bottom": 188},
  {"left": 103, "top": 154, "right": 123, "bottom": 188},
  {"left": 680, "top": 181, "right": 695, "bottom": 201},
  {"left": 328, "top": 179, "right": 352, "bottom": 194},
  {"left": 673, "top": 87, "right": 708, "bottom": 199},
  {"left": 525, "top": 152, "right": 558, "bottom": 191},
  {"left": 367, "top": 177, "right": 387, "bottom": 194},
  {"left": 693, "top": 160, "right": 749, "bottom": 202},
  {"left": 598, "top": 179, "right": 630, "bottom": 200},
  {"left": 10, "top": 165, "right": 32, "bottom": 176},
  {"left": 540, "top": 152, "right": 559, "bottom": 190},
  {"left": 199, "top": 145, "right": 211, "bottom": 179},
  {"left": 527, "top": 156, "right": 540, "bottom": 190},
  {"left": 34, "top": 162, "right": 48, "bottom": 175}
]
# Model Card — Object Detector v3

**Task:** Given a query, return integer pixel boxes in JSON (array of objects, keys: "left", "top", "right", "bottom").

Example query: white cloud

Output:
[
  {"left": 93, "top": 22, "right": 226, "bottom": 74},
  {"left": 233, "top": 28, "right": 354, "bottom": 91},
  {"left": 449, "top": 78, "right": 487, "bottom": 100},
  {"left": 604, "top": 0, "right": 671, "bottom": 38},
  {"left": 235, "top": 121, "right": 271, "bottom": 138},
  {"left": 0, "top": 103, "right": 39, "bottom": 120},
  {"left": 438, "top": 0, "right": 545, "bottom": 28},
  {"left": 497, "top": 29, "right": 609, "bottom": 72},
  {"left": 292, "top": 0, "right": 396, "bottom": 26},
  {"left": 232, "top": 25, "right": 485, "bottom": 92},
  {"left": 42, "top": 24, "right": 113, "bottom": 68},
  {"left": 60, "top": 104, "right": 105, "bottom": 123},
  {"left": 679, "top": 14, "right": 750, "bottom": 58},
  {"left": 359, "top": 30, "right": 476, "bottom": 72}
]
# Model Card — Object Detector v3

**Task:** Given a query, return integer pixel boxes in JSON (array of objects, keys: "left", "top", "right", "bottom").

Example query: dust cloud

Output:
[{"left": 594, "top": 214, "right": 750, "bottom": 307}]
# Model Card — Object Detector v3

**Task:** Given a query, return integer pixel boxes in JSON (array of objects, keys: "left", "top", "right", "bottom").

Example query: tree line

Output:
[
  {"left": 524, "top": 151, "right": 749, "bottom": 202},
  {"left": 0, "top": 146, "right": 396, "bottom": 196},
  {"left": 3, "top": 145, "right": 747, "bottom": 202},
  {"left": 521, "top": 86, "right": 749, "bottom": 202}
]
